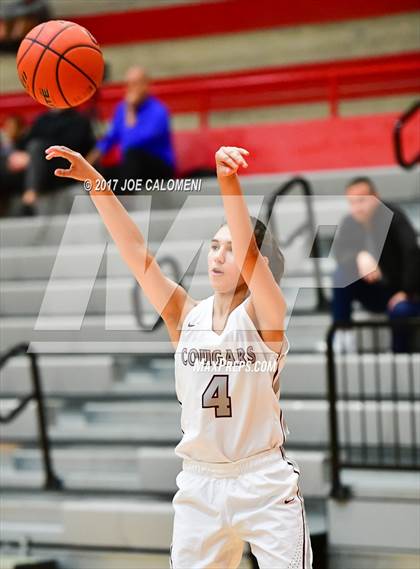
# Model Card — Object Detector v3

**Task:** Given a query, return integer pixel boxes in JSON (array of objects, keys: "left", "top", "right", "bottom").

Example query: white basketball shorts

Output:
[{"left": 170, "top": 446, "right": 313, "bottom": 569}]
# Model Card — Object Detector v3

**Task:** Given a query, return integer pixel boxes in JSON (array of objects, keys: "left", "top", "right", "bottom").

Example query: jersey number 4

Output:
[{"left": 202, "top": 374, "right": 232, "bottom": 418}]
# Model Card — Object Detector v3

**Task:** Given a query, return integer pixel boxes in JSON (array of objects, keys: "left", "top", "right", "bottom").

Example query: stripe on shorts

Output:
[{"left": 280, "top": 445, "right": 306, "bottom": 567}]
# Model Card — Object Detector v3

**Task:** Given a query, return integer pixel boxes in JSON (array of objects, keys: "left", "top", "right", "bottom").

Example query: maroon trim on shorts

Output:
[
  {"left": 280, "top": 445, "right": 306, "bottom": 566},
  {"left": 271, "top": 351, "right": 282, "bottom": 388},
  {"left": 279, "top": 409, "right": 288, "bottom": 446},
  {"left": 297, "top": 488, "right": 306, "bottom": 569}
]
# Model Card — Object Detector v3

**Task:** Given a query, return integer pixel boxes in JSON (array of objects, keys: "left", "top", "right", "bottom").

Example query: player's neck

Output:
[{"left": 213, "top": 288, "right": 249, "bottom": 318}]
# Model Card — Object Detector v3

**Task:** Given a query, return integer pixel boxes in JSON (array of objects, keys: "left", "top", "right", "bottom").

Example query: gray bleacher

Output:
[{"left": 1, "top": 167, "right": 419, "bottom": 568}]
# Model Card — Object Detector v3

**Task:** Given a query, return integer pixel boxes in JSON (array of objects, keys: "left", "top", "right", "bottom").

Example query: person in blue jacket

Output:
[{"left": 89, "top": 66, "right": 175, "bottom": 188}]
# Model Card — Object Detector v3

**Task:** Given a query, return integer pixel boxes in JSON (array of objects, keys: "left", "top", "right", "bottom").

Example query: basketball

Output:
[{"left": 16, "top": 20, "right": 104, "bottom": 109}]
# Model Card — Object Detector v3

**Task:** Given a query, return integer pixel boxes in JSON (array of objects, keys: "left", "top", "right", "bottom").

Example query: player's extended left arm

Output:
[{"left": 215, "top": 146, "right": 286, "bottom": 333}]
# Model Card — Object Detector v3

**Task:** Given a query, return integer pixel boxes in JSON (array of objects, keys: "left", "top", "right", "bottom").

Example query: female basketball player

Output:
[{"left": 45, "top": 144, "right": 313, "bottom": 568}]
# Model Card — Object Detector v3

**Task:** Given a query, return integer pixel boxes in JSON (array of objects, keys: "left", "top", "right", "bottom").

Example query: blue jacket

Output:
[{"left": 97, "top": 95, "right": 175, "bottom": 168}]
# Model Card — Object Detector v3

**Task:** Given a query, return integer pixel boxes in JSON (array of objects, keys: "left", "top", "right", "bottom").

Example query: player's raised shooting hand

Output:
[
  {"left": 215, "top": 146, "right": 249, "bottom": 177},
  {"left": 45, "top": 145, "right": 99, "bottom": 182}
]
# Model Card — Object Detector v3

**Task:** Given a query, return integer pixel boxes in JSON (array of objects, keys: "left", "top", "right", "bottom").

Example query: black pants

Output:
[
  {"left": 0, "top": 158, "right": 25, "bottom": 216},
  {"left": 117, "top": 148, "right": 174, "bottom": 195},
  {"left": 25, "top": 139, "right": 73, "bottom": 195},
  {"left": 0, "top": 139, "right": 69, "bottom": 216},
  {"left": 332, "top": 267, "right": 420, "bottom": 352}
]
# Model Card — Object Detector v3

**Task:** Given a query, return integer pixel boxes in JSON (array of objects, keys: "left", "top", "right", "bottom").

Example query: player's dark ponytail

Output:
[
  {"left": 249, "top": 216, "right": 284, "bottom": 283},
  {"left": 220, "top": 216, "right": 285, "bottom": 283}
]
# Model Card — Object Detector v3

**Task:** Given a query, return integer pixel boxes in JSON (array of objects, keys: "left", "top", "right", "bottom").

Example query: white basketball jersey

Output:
[{"left": 174, "top": 294, "right": 290, "bottom": 463}]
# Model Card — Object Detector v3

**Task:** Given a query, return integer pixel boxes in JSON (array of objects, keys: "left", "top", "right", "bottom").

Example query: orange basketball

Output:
[{"left": 16, "top": 20, "right": 104, "bottom": 109}]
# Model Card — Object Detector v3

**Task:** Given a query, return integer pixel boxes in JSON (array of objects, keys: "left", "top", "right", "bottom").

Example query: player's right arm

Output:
[{"left": 45, "top": 145, "right": 195, "bottom": 344}]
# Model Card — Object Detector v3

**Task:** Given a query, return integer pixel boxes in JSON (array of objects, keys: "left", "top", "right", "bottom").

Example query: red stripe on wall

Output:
[
  {"left": 174, "top": 113, "right": 413, "bottom": 175},
  {"left": 70, "top": 0, "right": 420, "bottom": 47}
]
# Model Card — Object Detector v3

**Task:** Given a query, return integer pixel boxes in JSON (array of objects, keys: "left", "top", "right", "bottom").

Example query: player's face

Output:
[
  {"left": 346, "top": 183, "right": 378, "bottom": 224},
  {"left": 208, "top": 225, "right": 246, "bottom": 292}
]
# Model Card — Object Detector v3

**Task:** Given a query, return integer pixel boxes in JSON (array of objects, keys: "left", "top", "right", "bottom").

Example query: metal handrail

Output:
[
  {"left": 265, "top": 176, "right": 329, "bottom": 312},
  {"left": 394, "top": 100, "right": 420, "bottom": 169},
  {"left": 132, "top": 255, "right": 184, "bottom": 331},
  {"left": 326, "top": 319, "right": 420, "bottom": 500},
  {"left": 0, "top": 343, "right": 62, "bottom": 491}
]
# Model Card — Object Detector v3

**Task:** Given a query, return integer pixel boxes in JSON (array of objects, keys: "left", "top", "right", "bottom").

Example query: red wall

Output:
[
  {"left": 174, "top": 113, "right": 417, "bottom": 175},
  {"left": 71, "top": 0, "right": 420, "bottom": 46}
]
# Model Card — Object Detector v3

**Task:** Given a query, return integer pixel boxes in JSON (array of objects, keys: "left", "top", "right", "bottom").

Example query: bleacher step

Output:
[
  {"left": 1, "top": 549, "right": 252, "bottom": 569},
  {"left": 0, "top": 240, "right": 335, "bottom": 281},
  {"left": 328, "top": 470, "right": 420, "bottom": 554},
  {"left": 328, "top": 494, "right": 420, "bottom": 551},
  {"left": 3, "top": 353, "right": 417, "bottom": 400},
  {"left": 2, "top": 398, "right": 418, "bottom": 449},
  {"left": 328, "top": 547, "right": 420, "bottom": 569},
  {"left": 0, "top": 311, "right": 336, "bottom": 353},
  {"left": 0, "top": 493, "right": 326, "bottom": 552},
  {"left": 0, "top": 446, "right": 330, "bottom": 497},
  {"left": 0, "top": 276, "right": 323, "bottom": 316},
  {"left": 0, "top": 556, "right": 59, "bottom": 569},
  {"left": 341, "top": 469, "right": 420, "bottom": 500},
  {"left": 1, "top": 174, "right": 419, "bottom": 249},
  {"left": 0, "top": 356, "right": 116, "bottom": 395}
]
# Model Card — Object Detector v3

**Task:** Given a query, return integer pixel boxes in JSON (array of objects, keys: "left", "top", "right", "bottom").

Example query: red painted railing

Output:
[{"left": 2, "top": 52, "right": 419, "bottom": 128}]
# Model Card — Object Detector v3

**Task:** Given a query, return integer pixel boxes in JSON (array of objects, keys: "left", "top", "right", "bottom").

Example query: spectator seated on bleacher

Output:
[
  {"left": 0, "top": 0, "right": 50, "bottom": 53},
  {"left": 6, "top": 108, "right": 96, "bottom": 216},
  {"left": 88, "top": 66, "right": 175, "bottom": 193},
  {"left": 332, "top": 176, "right": 420, "bottom": 353},
  {"left": 0, "top": 114, "right": 28, "bottom": 216}
]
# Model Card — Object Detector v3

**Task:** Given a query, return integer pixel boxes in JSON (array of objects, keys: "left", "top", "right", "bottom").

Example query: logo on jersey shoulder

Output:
[
  {"left": 284, "top": 497, "right": 296, "bottom": 504},
  {"left": 187, "top": 322, "right": 196, "bottom": 327}
]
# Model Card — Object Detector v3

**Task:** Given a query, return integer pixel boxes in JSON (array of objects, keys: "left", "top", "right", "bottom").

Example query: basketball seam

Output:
[
  {"left": 60, "top": 43, "right": 102, "bottom": 56},
  {"left": 58, "top": 44, "right": 103, "bottom": 89},
  {"left": 30, "top": 23, "right": 77, "bottom": 102},
  {"left": 82, "top": 26, "right": 99, "bottom": 46},
  {"left": 27, "top": 37, "right": 102, "bottom": 58},
  {"left": 55, "top": 56, "right": 71, "bottom": 107},
  {"left": 29, "top": 38, "right": 101, "bottom": 90},
  {"left": 56, "top": 45, "right": 101, "bottom": 106},
  {"left": 16, "top": 22, "right": 47, "bottom": 68}
]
